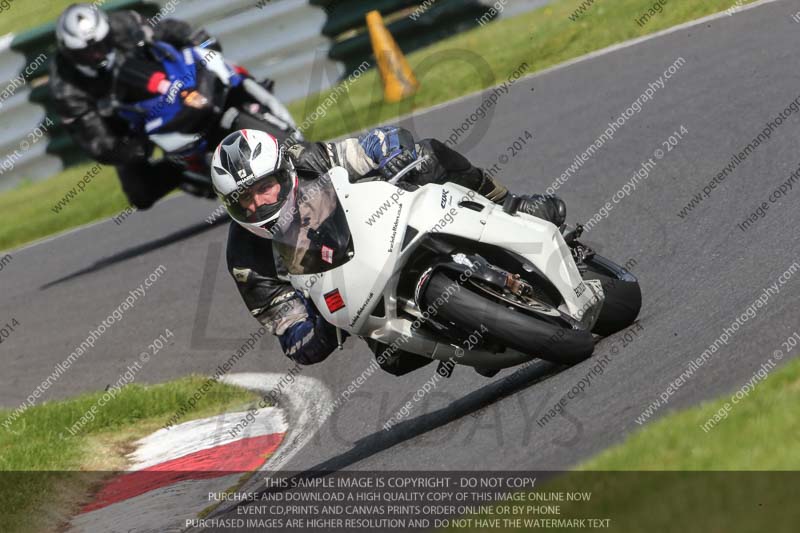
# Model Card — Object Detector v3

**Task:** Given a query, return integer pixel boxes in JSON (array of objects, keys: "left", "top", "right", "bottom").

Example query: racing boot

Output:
[
  {"left": 477, "top": 172, "right": 566, "bottom": 226},
  {"left": 511, "top": 194, "right": 566, "bottom": 227}
]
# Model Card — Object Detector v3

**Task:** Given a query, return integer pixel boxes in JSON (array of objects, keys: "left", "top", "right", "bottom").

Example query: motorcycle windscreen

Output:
[{"left": 270, "top": 174, "right": 354, "bottom": 275}]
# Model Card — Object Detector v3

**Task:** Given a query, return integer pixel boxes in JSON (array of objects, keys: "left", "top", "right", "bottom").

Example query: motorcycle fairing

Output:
[
  {"left": 115, "top": 41, "right": 243, "bottom": 135},
  {"left": 288, "top": 168, "right": 604, "bottom": 361}
]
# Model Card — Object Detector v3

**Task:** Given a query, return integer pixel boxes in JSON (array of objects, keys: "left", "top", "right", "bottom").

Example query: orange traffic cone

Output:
[{"left": 366, "top": 10, "right": 419, "bottom": 102}]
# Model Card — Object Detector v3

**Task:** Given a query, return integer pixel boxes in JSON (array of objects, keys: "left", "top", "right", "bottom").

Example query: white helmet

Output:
[
  {"left": 56, "top": 4, "right": 115, "bottom": 71},
  {"left": 211, "top": 129, "right": 297, "bottom": 238}
]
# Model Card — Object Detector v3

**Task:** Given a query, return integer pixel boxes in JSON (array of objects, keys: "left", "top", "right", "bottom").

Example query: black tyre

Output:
[
  {"left": 422, "top": 272, "right": 595, "bottom": 366},
  {"left": 583, "top": 271, "right": 642, "bottom": 336}
]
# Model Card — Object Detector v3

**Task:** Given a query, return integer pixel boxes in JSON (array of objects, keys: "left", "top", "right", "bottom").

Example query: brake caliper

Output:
[
  {"left": 504, "top": 272, "right": 534, "bottom": 299},
  {"left": 451, "top": 253, "right": 534, "bottom": 298}
]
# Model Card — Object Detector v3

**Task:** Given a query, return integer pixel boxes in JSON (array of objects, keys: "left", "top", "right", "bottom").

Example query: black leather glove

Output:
[
  {"left": 360, "top": 126, "right": 418, "bottom": 182},
  {"left": 379, "top": 148, "right": 417, "bottom": 182},
  {"left": 287, "top": 142, "right": 332, "bottom": 179}
]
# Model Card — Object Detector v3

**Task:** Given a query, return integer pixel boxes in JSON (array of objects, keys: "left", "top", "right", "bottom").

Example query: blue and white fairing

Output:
[{"left": 115, "top": 41, "right": 243, "bottom": 141}]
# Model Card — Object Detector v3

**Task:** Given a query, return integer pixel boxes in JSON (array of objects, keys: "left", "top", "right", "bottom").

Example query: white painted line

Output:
[
  {"left": 5, "top": 193, "right": 189, "bottom": 255},
  {"left": 68, "top": 404, "right": 288, "bottom": 533},
  {"left": 0, "top": 33, "right": 15, "bottom": 52},
  {"left": 6, "top": 217, "right": 113, "bottom": 255},
  {"left": 220, "top": 372, "right": 333, "bottom": 473},
  {"left": 196, "top": 372, "right": 334, "bottom": 521},
  {"left": 130, "top": 406, "right": 286, "bottom": 470}
]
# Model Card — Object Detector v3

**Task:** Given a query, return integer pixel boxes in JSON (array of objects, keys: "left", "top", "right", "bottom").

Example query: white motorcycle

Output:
[{"left": 271, "top": 159, "right": 642, "bottom": 372}]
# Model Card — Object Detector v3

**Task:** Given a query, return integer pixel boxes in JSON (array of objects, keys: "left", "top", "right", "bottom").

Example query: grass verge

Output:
[
  {"left": 0, "top": 0, "right": 77, "bottom": 37},
  {"left": 0, "top": 375, "right": 260, "bottom": 533},
  {"left": 446, "top": 352, "right": 800, "bottom": 532},
  {"left": 578, "top": 357, "right": 800, "bottom": 471},
  {"left": 286, "top": 0, "right": 756, "bottom": 143},
  {"left": 0, "top": 0, "right": 756, "bottom": 251},
  {"left": 0, "top": 163, "right": 130, "bottom": 250}
]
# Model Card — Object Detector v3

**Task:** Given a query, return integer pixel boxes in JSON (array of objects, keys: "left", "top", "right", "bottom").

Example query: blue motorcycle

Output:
[{"left": 103, "top": 39, "right": 303, "bottom": 197}]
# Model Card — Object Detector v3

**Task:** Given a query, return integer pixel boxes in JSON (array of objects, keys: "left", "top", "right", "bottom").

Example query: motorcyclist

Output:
[
  {"left": 49, "top": 4, "right": 269, "bottom": 209},
  {"left": 212, "top": 126, "right": 566, "bottom": 376}
]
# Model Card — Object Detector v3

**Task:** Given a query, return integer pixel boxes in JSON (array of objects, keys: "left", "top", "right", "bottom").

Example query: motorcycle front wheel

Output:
[
  {"left": 421, "top": 272, "right": 595, "bottom": 367},
  {"left": 582, "top": 255, "right": 642, "bottom": 336}
]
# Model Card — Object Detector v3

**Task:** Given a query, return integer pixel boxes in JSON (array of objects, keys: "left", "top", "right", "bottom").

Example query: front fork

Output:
[{"left": 562, "top": 224, "right": 595, "bottom": 274}]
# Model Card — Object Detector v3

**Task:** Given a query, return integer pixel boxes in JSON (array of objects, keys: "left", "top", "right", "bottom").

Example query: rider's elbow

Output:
[{"left": 82, "top": 136, "right": 117, "bottom": 163}]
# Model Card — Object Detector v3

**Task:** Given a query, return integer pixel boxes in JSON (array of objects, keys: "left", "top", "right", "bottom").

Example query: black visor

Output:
[{"left": 67, "top": 36, "right": 113, "bottom": 68}]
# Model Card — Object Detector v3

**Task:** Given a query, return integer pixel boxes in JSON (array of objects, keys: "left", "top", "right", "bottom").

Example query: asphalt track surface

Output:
[{"left": 2, "top": 0, "right": 800, "bottom": 499}]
